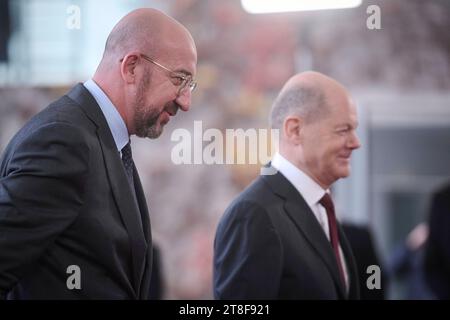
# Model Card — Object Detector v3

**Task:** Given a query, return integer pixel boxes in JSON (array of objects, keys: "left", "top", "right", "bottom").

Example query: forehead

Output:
[
  {"left": 157, "top": 26, "right": 197, "bottom": 72},
  {"left": 323, "top": 95, "right": 358, "bottom": 126},
  {"left": 161, "top": 42, "right": 197, "bottom": 76}
]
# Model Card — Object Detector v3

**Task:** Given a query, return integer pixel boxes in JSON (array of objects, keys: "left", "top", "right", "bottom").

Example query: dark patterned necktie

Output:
[
  {"left": 319, "top": 193, "right": 346, "bottom": 289},
  {"left": 121, "top": 141, "right": 143, "bottom": 231},
  {"left": 121, "top": 141, "right": 134, "bottom": 186}
]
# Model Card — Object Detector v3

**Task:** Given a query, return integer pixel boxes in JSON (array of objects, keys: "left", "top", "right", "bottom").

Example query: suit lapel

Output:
[
  {"left": 262, "top": 171, "right": 347, "bottom": 298},
  {"left": 133, "top": 164, "right": 152, "bottom": 244},
  {"left": 132, "top": 164, "right": 153, "bottom": 298},
  {"left": 67, "top": 84, "right": 148, "bottom": 295}
]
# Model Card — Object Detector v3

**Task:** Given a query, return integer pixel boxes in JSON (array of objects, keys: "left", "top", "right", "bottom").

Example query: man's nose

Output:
[
  {"left": 175, "top": 88, "right": 192, "bottom": 112},
  {"left": 349, "top": 131, "right": 361, "bottom": 150}
]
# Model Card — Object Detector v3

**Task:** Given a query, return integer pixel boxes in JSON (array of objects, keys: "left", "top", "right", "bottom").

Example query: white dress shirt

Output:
[
  {"left": 272, "top": 152, "right": 349, "bottom": 290},
  {"left": 83, "top": 79, "right": 129, "bottom": 154}
]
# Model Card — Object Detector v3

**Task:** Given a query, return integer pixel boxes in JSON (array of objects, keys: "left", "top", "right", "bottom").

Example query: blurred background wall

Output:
[{"left": 0, "top": 0, "right": 449, "bottom": 299}]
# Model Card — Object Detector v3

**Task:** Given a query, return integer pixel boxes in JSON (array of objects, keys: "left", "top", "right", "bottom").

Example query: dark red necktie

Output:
[{"left": 319, "top": 193, "right": 346, "bottom": 288}]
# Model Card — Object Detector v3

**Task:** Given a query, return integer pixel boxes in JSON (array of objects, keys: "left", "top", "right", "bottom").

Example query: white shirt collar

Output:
[
  {"left": 83, "top": 79, "right": 129, "bottom": 152},
  {"left": 272, "top": 152, "right": 329, "bottom": 206}
]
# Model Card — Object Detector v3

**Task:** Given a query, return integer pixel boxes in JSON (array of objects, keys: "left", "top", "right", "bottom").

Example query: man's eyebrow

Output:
[
  {"left": 334, "top": 125, "right": 350, "bottom": 131},
  {"left": 335, "top": 122, "right": 359, "bottom": 130}
]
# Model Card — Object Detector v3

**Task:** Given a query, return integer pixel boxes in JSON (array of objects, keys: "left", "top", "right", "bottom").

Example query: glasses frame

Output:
[{"left": 139, "top": 54, "right": 197, "bottom": 95}]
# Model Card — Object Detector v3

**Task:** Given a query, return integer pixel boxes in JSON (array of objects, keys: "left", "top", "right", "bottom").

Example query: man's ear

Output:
[
  {"left": 120, "top": 53, "right": 139, "bottom": 84},
  {"left": 283, "top": 116, "right": 303, "bottom": 145}
]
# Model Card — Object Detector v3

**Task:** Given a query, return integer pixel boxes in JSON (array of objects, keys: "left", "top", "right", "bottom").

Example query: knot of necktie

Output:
[
  {"left": 319, "top": 193, "right": 334, "bottom": 216},
  {"left": 121, "top": 141, "right": 133, "bottom": 183}
]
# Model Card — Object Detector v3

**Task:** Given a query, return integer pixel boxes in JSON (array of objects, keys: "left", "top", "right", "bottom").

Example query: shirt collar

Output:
[
  {"left": 272, "top": 152, "right": 329, "bottom": 207},
  {"left": 83, "top": 79, "right": 129, "bottom": 152}
]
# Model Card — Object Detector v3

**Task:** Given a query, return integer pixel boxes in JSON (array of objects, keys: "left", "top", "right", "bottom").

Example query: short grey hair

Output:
[{"left": 269, "top": 85, "right": 328, "bottom": 129}]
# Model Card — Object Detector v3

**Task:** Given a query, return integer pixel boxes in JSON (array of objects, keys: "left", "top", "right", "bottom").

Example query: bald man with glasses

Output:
[{"left": 0, "top": 8, "right": 197, "bottom": 299}]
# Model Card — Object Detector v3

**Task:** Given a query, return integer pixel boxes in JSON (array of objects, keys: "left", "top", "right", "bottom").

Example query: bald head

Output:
[
  {"left": 100, "top": 8, "right": 195, "bottom": 66},
  {"left": 91, "top": 8, "right": 197, "bottom": 139},
  {"left": 271, "top": 71, "right": 360, "bottom": 189},
  {"left": 270, "top": 71, "right": 349, "bottom": 129}
]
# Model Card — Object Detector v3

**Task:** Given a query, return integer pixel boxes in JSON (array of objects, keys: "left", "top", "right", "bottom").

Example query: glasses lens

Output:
[
  {"left": 176, "top": 76, "right": 196, "bottom": 94},
  {"left": 177, "top": 78, "right": 187, "bottom": 94}
]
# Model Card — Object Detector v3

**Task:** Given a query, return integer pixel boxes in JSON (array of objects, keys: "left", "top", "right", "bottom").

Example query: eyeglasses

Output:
[{"left": 139, "top": 54, "right": 197, "bottom": 95}]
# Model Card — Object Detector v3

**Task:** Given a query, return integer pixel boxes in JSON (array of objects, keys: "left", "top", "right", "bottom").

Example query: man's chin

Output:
[
  {"left": 146, "top": 125, "right": 164, "bottom": 139},
  {"left": 338, "top": 166, "right": 351, "bottom": 178},
  {"left": 147, "top": 132, "right": 162, "bottom": 139},
  {"left": 146, "top": 114, "right": 170, "bottom": 139},
  {"left": 135, "top": 125, "right": 163, "bottom": 139}
]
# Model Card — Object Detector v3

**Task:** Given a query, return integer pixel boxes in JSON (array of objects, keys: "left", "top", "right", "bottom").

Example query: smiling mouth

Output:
[{"left": 338, "top": 155, "right": 351, "bottom": 162}]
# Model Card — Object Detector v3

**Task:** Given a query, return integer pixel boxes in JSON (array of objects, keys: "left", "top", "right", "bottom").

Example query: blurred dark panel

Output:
[
  {"left": 372, "top": 128, "right": 450, "bottom": 176},
  {"left": 0, "top": 0, "right": 11, "bottom": 62}
]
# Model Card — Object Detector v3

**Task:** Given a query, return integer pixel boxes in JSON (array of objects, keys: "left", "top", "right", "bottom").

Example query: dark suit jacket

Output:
[
  {"left": 424, "top": 184, "right": 450, "bottom": 299},
  {"left": 214, "top": 171, "right": 360, "bottom": 299},
  {"left": 0, "top": 84, "right": 152, "bottom": 299}
]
